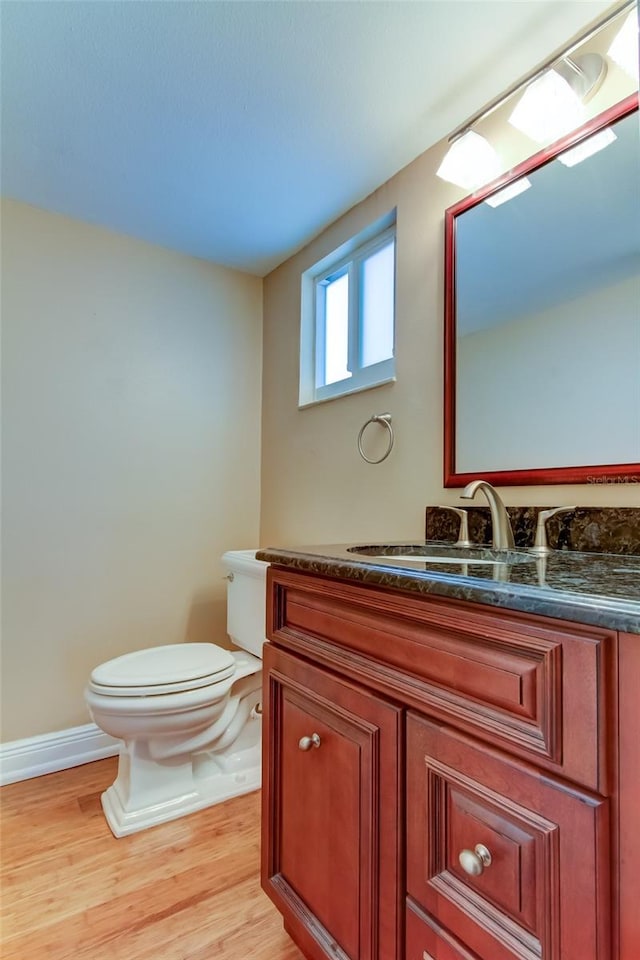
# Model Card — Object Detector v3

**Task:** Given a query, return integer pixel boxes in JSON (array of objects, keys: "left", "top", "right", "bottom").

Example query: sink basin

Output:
[{"left": 346, "top": 544, "right": 536, "bottom": 566}]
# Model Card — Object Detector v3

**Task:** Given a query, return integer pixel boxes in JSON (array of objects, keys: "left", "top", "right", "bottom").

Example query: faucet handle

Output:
[
  {"left": 437, "top": 506, "right": 472, "bottom": 548},
  {"left": 531, "top": 506, "right": 576, "bottom": 555}
]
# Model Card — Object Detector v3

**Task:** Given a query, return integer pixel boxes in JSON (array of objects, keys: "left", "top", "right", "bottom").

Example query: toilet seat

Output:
[{"left": 88, "top": 643, "right": 236, "bottom": 697}]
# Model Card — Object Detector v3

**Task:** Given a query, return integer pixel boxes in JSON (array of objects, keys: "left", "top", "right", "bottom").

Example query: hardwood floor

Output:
[{"left": 1, "top": 757, "right": 304, "bottom": 960}]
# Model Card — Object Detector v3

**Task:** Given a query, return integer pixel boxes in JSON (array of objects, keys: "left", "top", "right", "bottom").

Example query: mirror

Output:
[{"left": 444, "top": 95, "right": 640, "bottom": 487}]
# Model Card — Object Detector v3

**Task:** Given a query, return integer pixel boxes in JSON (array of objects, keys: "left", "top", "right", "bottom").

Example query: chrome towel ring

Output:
[{"left": 357, "top": 413, "right": 394, "bottom": 464}]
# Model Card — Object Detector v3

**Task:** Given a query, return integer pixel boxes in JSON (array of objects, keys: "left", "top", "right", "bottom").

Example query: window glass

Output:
[
  {"left": 323, "top": 272, "right": 351, "bottom": 385},
  {"left": 361, "top": 240, "right": 395, "bottom": 368}
]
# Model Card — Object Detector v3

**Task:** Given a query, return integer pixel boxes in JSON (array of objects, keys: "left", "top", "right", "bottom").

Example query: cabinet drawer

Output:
[
  {"left": 406, "top": 899, "right": 481, "bottom": 960},
  {"left": 268, "top": 567, "right": 613, "bottom": 791},
  {"left": 406, "top": 712, "right": 610, "bottom": 960}
]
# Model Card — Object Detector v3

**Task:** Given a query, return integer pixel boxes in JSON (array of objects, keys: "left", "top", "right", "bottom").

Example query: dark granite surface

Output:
[
  {"left": 426, "top": 506, "right": 640, "bottom": 555},
  {"left": 256, "top": 541, "right": 640, "bottom": 634}
]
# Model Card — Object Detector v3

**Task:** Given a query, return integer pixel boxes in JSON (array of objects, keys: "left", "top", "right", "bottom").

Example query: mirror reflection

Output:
[{"left": 446, "top": 99, "right": 640, "bottom": 486}]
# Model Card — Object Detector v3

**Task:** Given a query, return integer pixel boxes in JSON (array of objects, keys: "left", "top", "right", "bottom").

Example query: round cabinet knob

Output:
[
  {"left": 458, "top": 844, "right": 492, "bottom": 877},
  {"left": 298, "top": 733, "right": 321, "bottom": 751}
]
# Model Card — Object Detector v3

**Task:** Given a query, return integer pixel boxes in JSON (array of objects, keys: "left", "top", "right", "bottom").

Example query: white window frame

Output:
[{"left": 299, "top": 211, "right": 397, "bottom": 407}]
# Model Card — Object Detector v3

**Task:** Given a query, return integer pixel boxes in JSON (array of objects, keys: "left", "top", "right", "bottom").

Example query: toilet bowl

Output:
[{"left": 85, "top": 550, "right": 268, "bottom": 837}]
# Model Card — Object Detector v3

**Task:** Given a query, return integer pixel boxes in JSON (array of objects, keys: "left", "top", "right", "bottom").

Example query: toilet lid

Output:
[{"left": 89, "top": 643, "right": 236, "bottom": 696}]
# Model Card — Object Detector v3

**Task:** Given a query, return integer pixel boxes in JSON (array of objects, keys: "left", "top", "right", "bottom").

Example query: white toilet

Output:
[{"left": 85, "top": 550, "right": 268, "bottom": 837}]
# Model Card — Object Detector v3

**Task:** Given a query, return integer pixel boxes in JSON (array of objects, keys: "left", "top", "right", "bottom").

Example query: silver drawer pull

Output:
[
  {"left": 298, "top": 733, "right": 321, "bottom": 751},
  {"left": 458, "top": 844, "right": 492, "bottom": 876}
]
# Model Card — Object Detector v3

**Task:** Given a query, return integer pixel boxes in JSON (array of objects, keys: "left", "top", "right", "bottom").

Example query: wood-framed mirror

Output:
[{"left": 444, "top": 93, "right": 640, "bottom": 487}]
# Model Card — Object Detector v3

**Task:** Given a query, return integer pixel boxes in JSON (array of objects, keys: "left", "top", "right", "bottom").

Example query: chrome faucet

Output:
[{"left": 460, "top": 480, "right": 515, "bottom": 550}]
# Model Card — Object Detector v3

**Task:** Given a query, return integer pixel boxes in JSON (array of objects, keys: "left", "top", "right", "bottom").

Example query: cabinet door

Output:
[
  {"left": 406, "top": 712, "right": 610, "bottom": 960},
  {"left": 262, "top": 643, "right": 402, "bottom": 960}
]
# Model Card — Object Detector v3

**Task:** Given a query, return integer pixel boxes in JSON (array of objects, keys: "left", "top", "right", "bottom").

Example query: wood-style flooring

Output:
[{"left": 0, "top": 757, "right": 304, "bottom": 960}]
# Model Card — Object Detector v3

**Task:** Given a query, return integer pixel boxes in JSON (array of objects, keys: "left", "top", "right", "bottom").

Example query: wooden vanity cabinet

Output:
[{"left": 261, "top": 566, "right": 635, "bottom": 960}]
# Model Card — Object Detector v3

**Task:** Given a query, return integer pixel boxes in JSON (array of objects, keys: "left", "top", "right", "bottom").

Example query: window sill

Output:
[{"left": 298, "top": 374, "right": 396, "bottom": 410}]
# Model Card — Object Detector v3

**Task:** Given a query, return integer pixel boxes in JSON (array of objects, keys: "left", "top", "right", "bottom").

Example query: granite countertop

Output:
[{"left": 256, "top": 541, "right": 640, "bottom": 634}]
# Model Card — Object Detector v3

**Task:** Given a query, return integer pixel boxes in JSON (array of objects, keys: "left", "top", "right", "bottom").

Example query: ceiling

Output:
[{"left": 1, "top": 0, "right": 617, "bottom": 276}]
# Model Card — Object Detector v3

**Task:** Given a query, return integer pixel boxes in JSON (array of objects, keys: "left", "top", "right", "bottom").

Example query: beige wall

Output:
[
  {"left": 260, "top": 118, "right": 639, "bottom": 548},
  {"left": 1, "top": 200, "right": 263, "bottom": 741}
]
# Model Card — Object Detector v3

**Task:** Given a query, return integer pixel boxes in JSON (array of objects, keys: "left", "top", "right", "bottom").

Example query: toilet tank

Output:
[{"left": 222, "top": 550, "right": 269, "bottom": 658}]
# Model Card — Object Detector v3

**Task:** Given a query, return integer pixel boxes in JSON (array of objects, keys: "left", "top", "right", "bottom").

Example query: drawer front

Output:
[
  {"left": 268, "top": 567, "right": 613, "bottom": 791},
  {"left": 406, "top": 713, "right": 610, "bottom": 960},
  {"left": 406, "top": 900, "right": 481, "bottom": 960}
]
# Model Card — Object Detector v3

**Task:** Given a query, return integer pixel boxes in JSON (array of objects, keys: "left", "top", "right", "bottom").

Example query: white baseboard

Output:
[{"left": 0, "top": 723, "right": 120, "bottom": 786}]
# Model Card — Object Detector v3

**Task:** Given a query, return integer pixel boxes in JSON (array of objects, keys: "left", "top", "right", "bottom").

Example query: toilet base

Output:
[
  {"left": 99, "top": 664, "right": 263, "bottom": 838},
  {"left": 101, "top": 745, "right": 261, "bottom": 837}
]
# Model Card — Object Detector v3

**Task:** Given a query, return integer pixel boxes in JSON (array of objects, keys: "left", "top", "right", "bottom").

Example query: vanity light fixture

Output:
[
  {"left": 438, "top": 0, "right": 634, "bottom": 193},
  {"left": 557, "top": 127, "right": 617, "bottom": 167},
  {"left": 608, "top": 10, "right": 640, "bottom": 79},
  {"left": 508, "top": 54, "right": 607, "bottom": 144},
  {"left": 484, "top": 176, "right": 531, "bottom": 208},
  {"left": 436, "top": 130, "right": 501, "bottom": 190}
]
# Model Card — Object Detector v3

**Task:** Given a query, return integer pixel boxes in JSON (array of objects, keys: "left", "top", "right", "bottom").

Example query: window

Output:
[{"left": 299, "top": 213, "right": 396, "bottom": 406}]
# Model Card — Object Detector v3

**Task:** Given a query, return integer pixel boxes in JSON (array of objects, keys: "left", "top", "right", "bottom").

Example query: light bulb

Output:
[
  {"left": 436, "top": 131, "right": 501, "bottom": 191},
  {"left": 509, "top": 69, "right": 584, "bottom": 144}
]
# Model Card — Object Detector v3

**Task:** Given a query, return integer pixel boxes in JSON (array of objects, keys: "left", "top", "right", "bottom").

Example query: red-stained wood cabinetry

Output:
[
  {"left": 261, "top": 644, "right": 402, "bottom": 960},
  {"left": 261, "top": 566, "right": 638, "bottom": 960}
]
